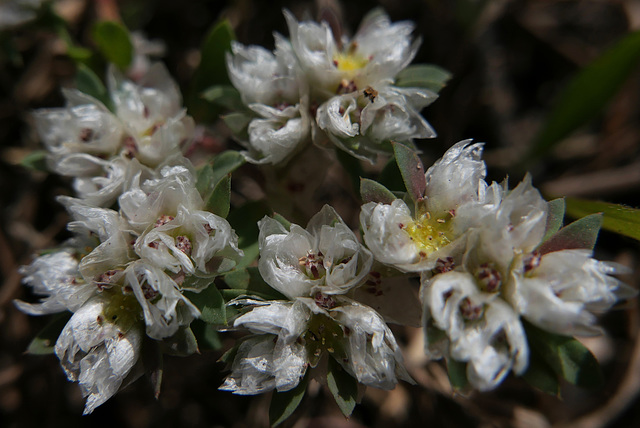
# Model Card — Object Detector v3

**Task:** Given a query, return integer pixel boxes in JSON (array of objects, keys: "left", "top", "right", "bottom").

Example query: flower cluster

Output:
[
  {"left": 225, "top": 9, "right": 437, "bottom": 164},
  {"left": 14, "top": 5, "right": 635, "bottom": 422},
  {"left": 18, "top": 67, "right": 242, "bottom": 414},
  {"left": 360, "top": 140, "right": 634, "bottom": 390}
]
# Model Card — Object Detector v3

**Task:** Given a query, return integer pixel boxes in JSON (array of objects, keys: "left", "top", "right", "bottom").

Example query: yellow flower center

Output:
[
  {"left": 333, "top": 51, "right": 369, "bottom": 73},
  {"left": 403, "top": 211, "right": 452, "bottom": 257},
  {"left": 102, "top": 289, "right": 142, "bottom": 332}
]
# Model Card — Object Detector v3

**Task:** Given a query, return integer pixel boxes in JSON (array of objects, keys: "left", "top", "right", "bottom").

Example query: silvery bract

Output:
[
  {"left": 55, "top": 294, "right": 144, "bottom": 415},
  {"left": 221, "top": 206, "right": 411, "bottom": 394},
  {"left": 32, "top": 63, "right": 194, "bottom": 206},
  {"left": 360, "top": 140, "right": 489, "bottom": 272},
  {"left": 226, "top": 9, "right": 437, "bottom": 164}
]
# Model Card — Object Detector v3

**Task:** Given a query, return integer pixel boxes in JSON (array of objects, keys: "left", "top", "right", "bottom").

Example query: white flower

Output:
[
  {"left": 285, "top": 8, "right": 420, "bottom": 96},
  {"left": 422, "top": 271, "right": 528, "bottom": 390},
  {"left": 55, "top": 294, "right": 143, "bottom": 414},
  {"left": 360, "top": 140, "right": 489, "bottom": 271},
  {"left": 258, "top": 205, "right": 373, "bottom": 299},
  {"left": 506, "top": 249, "right": 633, "bottom": 337},
  {"left": 15, "top": 250, "right": 95, "bottom": 315},
  {"left": 124, "top": 261, "right": 200, "bottom": 340}
]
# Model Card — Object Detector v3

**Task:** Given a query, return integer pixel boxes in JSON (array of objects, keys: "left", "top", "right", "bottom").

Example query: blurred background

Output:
[{"left": 1, "top": 0, "right": 640, "bottom": 426}]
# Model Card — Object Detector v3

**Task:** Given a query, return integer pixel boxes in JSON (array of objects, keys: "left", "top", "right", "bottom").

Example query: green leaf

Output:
[
  {"left": 19, "top": 150, "right": 48, "bottom": 172},
  {"left": 272, "top": 213, "right": 292, "bottom": 231},
  {"left": 269, "top": 371, "right": 310, "bottom": 427},
  {"left": 190, "top": 319, "right": 223, "bottom": 351},
  {"left": 75, "top": 63, "right": 111, "bottom": 109},
  {"left": 360, "top": 178, "right": 396, "bottom": 204},
  {"left": 160, "top": 326, "right": 199, "bottom": 356},
  {"left": 26, "top": 312, "right": 71, "bottom": 354},
  {"left": 327, "top": 357, "right": 358, "bottom": 417},
  {"left": 224, "top": 267, "right": 286, "bottom": 301},
  {"left": 195, "top": 164, "right": 215, "bottom": 197},
  {"left": 524, "top": 322, "right": 603, "bottom": 389},
  {"left": 542, "top": 198, "right": 566, "bottom": 243},
  {"left": 336, "top": 148, "right": 366, "bottom": 195},
  {"left": 565, "top": 198, "right": 640, "bottom": 242},
  {"left": 537, "top": 213, "right": 602, "bottom": 255},
  {"left": 521, "top": 352, "right": 561, "bottom": 396},
  {"left": 227, "top": 201, "right": 272, "bottom": 269},
  {"left": 395, "top": 64, "right": 452, "bottom": 93},
  {"left": 222, "top": 112, "right": 252, "bottom": 135},
  {"left": 201, "top": 85, "right": 244, "bottom": 111},
  {"left": 393, "top": 142, "right": 426, "bottom": 202},
  {"left": 446, "top": 358, "right": 469, "bottom": 390},
  {"left": 91, "top": 21, "right": 133, "bottom": 70},
  {"left": 378, "top": 156, "right": 406, "bottom": 193},
  {"left": 205, "top": 174, "right": 231, "bottom": 218},
  {"left": 210, "top": 151, "right": 245, "bottom": 186},
  {"left": 188, "top": 19, "right": 236, "bottom": 121},
  {"left": 184, "top": 284, "right": 226, "bottom": 325},
  {"left": 530, "top": 30, "right": 640, "bottom": 158}
]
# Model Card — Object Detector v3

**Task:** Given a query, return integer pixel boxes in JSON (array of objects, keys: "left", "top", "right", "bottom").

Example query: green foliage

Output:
[
  {"left": 26, "top": 312, "right": 71, "bottom": 354},
  {"left": 269, "top": 371, "right": 310, "bottom": 427},
  {"left": 336, "top": 148, "right": 366, "bottom": 195},
  {"left": 222, "top": 112, "right": 252, "bottom": 135},
  {"left": 190, "top": 319, "right": 223, "bottom": 351},
  {"left": 19, "top": 150, "right": 48, "bottom": 172},
  {"left": 522, "top": 351, "right": 561, "bottom": 396},
  {"left": 227, "top": 201, "right": 272, "bottom": 269},
  {"left": 565, "top": 198, "right": 640, "bottom": 242},
  {"left": 360, "top": 178, "right": 396, "bottom": 204},
  {"left": 160, "top": 326, "right": 199, "bottom": 356},
  {"left": 189, "top": 19, "right": 236, "bottom": 121},
  {"left": 327, "top": 357, "right": 358, "bottom": 417},
  {"left": 205, "top": 174, "right": 231, "bottom": 218},
  {"left": 524, "top": 322, "right": 603, "bottom": 389},
  {"left": 446, "top": 358, "right": 469, "bottom": 390},
  {"left": 223, "top": 267, "right": 286, "bottom": 301},
  {"left": 201, "top": 85, "right": 244, "bottom": 111},
  {"left": 530, "top": 30, "right": 640, "bottom": 159},
  {"left": 541, "top": 198, "right": 566, "bottom": 243},
  {"left": 378, "top": 156, "right": 406, "bottom": 193},
  {"left": 537, "top": 213, "right": 602, "bottom": 255},
  {"left": 395, "top": 64, "right": 452, "bottom": 93},
  {"left": 91, "top": 21, "right": 133, "bottom": 70},
  {"left": 393, "top": 142, "right": 426, "bottom": 202},
  {"left": 75, "top": 63, "right": 111, "bottom": 109},
  {"left": 184, "top": 284, "right": 226, "bottom": 325}
]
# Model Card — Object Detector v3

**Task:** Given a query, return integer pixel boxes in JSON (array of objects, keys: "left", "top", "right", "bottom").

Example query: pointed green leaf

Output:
[
  {"left": 19, "top": 150, "right": 48, "bottom": 172},
  {"left": 75, "top": 63, "right": 111, "bottom": 109},
  {"left": 201, "top": 85, "right": 244, "bottom": 111},
  {"left": 336, "top": 148, "right": 366, "bottom": 195},
  {"left": 190, "top": 319, "right": 223, "bottom": 351},
  {"left": 184, "top": 284, "right": 226, "bottom": 325},
  {"left": 537, "top": 213, "right": 602, "bottom": 255},
  {"left": 188, "top": 19, "right": 236, "bottom": 121},
  {"left": 378, "top": 156, "right": 405, "bottom": 193},
  {"left": 272, "top": 213, "right": 292, "bottom": 231},
  {"left": 531, "top": 30, "right": 640, "bottom": 158},
  {"left": 521, "top": 353, "right": 560, "bottom": 396},
  {"left": 91, "top": 21, "right": 133, "bottom": 70},
  {"left": 160, "top": 326, "right": 199, "bottom": 356},
  {"left": 565, "top": 198, "right": 640, "bottom": 242},
  {"left": 26, "top": 312, "right": 71, "bottom": 354},
  {"left": 393, "top": 142, "right": 426, "bottom": 202},
  {"left": 195, "top": 164, "right": 215, "bottom": 197},
  {"left": 269, "top": 371, "right": 310, "bottom": 427},
  {"left": 227, "top": 200, "right": 272, "bottom": 269},
  {"left": 446, "top": 358, "right": 469, "bottom": 390},
  {"left": 395, "top": 64, "right": 452, "bottom": 93},
  {"left": 222, "top": 112, "right": 252, "bottom": 135},
  {"left": 205, "top": 174, "right": 231, "bottom": 218},
  {"left": 542, "top": 198, "right": 566, "bottom": 243},
  {"left": 524, "top": 322, "right": 603, "bottom": 389},
  {"left": 223, "top": 267, "right": 285, "bottom": 300},
  {"left": 211, "top": 150, "right": 245, "bottom": 186},
  {"left": 360, "top": 178, "right": 396, "bottom": 204},
  {"left": 327, "top": 357, "right": 358, "bottom": 417}
]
